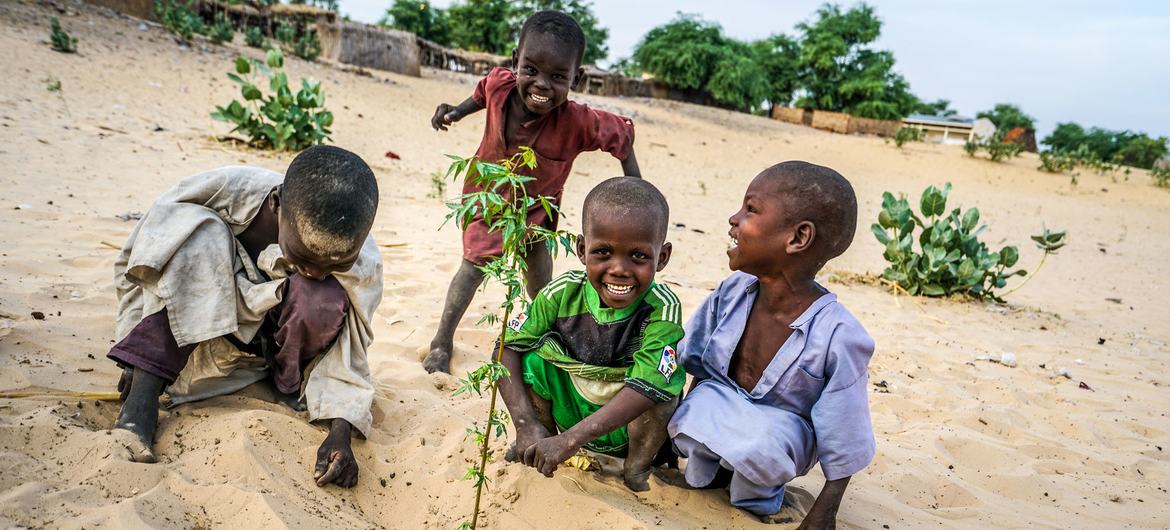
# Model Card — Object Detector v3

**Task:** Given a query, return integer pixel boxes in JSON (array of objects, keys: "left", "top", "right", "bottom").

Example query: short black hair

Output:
[
  {"left": 282, "top": 145, "right": 378, "bottom": 254},
  {"left": 517, "top": 10, "right": 586, "bottom": 65},
  {"left": 758, "top": 161, "right": 857, "bottom": 261},
  {"left": 582, "top": 177, "right": 669, "bottom": 242}
]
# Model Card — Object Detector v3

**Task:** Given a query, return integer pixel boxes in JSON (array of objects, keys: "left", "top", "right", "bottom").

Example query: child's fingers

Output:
[{"left": 522, "top": 443, "right": 538, "bottom": 467}]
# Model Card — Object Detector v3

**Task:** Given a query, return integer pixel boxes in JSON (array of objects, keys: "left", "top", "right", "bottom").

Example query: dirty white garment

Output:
[{"left": 113, "top": 166, "right": 382, "bottom": 436}]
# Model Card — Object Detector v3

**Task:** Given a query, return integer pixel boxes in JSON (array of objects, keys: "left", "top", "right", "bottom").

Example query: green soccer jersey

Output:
[{"left": 503, "top": 270, "right": 686, "bottom": 402}]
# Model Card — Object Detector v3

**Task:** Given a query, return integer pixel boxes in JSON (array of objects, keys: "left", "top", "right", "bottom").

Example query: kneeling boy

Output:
[
  {"left": 109, "top": 146, "right": 382, "bottom": 488},
  {"left": 669, "top": 162, "right": 876, "bottom": 526},
  {"left": 498, "top": 177, "right": 681, "bottom": 491}
]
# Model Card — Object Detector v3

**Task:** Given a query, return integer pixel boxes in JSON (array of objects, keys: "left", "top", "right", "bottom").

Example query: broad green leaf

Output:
[{"left": 234, "top": 56, "right": 251, "bottom": 75}]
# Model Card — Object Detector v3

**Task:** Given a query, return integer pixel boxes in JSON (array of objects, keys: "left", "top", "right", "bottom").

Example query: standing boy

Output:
[
  {"left": 424, "top": 10, "right": 640, "bottom": 374},
  {"left": 668, "top": 162, "right": 876, "bottom": 527},
  {"left": 109, "top": 146, "right": 382, "bottom": 488},
  {"left": 498, "top": 177, "right": 681, "bottom": 492}
]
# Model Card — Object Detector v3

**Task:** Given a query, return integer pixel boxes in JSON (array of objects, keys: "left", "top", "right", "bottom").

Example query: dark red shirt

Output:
[{"left": 461, "top": 67, "right": 635, "bottom": 264}]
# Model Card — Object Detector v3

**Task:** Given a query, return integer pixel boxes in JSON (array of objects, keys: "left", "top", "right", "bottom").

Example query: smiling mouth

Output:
[
  {"left": 529, "top": 93, "right": 550, "bottom": 104},
  {"left": 728, "top": 235, "right": 738, "bottom": 249},
  {"left": 603, "top": 282, "right": 634, "bottom": 296}
]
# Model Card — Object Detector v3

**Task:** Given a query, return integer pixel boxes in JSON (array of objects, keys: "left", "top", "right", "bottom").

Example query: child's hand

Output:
[
  {"left": 431, "top": 103, "right": 461, "bottom": 131},
  {"left": 523, "top": 433, "right": 580, "bottom": 477}
]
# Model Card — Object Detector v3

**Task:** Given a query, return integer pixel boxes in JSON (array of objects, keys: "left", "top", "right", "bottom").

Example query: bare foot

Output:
[
  {"left": 422, "top": 344, "right": 452, "bottom": 374},
  {"left": 651, "top": 467, "right": 691, "bottom": 488},
  {"left": 111, "top": 427, "right": 157, "bottom": 463},
  {"left": 760, "top": 501, "right": 806, "bottom": 526},
  {"left": 113, "top": 368, "right": 165, "bottom": 463},
  {"left": 622, "top": 466, "right": 652, "bottom": 492}
]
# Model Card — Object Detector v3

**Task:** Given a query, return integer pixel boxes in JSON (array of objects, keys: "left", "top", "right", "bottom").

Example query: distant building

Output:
[{"left": 902, "top": 114, "right": 994, "bottom": 145}]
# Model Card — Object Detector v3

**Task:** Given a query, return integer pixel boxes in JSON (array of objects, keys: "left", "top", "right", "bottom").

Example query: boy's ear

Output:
[
  {"left": 786, "top": 221, "right": 815, "bottom": 255},
  {"left": 571, "top": 66, "right": 584, "bottom": 90},
  {"left": 655, "top": 241, "right": 673, "bottom": 272},
  {"left": 575, "top": 234, "right": 587, "bottom": 264},
  {"left": 269, "top": 186, "right": 281, "bottom": 212}
]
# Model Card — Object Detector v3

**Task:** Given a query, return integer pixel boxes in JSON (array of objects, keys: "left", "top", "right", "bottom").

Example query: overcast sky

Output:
[{"left": 337, "top": 1, "right": 1170, "bottom": 140}]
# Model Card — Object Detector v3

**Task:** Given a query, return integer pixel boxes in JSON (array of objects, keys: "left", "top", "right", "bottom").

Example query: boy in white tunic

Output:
[
  {"left": 668, "top": 161, "right": 876, "bottom": 527},
  {"left": 108, "top": 146, "right": 382, "bottom": 488}
]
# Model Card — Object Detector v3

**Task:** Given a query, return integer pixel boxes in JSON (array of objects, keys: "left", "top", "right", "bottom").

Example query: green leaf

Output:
[
  {"left": 961, "top": 208, "right": 979, "bottom": 232},
  {"left": 920, "top": 185, "right": 947, "bottom": 217},
  {"left": 1000, "top": 246, "right": 1020, "bottom": 267},
  {"left": 266, "top": 47, "right": 283, "bottom": 69},
  {"left": 241, "top": 83, "right": 262, "bottom": 101},
  {"left": 234, "top": 56, "right": 251, "bottom": 75}
]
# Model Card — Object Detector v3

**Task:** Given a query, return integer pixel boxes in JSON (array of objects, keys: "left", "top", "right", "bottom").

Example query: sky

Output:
[{"left": 337, "top": 0, "right": 1170, "bottom": 141}]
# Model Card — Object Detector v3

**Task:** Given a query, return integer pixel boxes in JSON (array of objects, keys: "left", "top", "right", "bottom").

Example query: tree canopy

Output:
[
  {"left": 379, "top": 1, "right": 451, "bottom": 45},
  {"left": 976, "top": 103, "right": 1036, "bottom": 133},
  {"left": 1043, "top": 122, "right": 1168, "bottom": 169}
]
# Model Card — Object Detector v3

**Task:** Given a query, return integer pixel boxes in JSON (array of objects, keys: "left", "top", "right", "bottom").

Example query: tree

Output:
[
  {"left": 1043, "top": 122, "right": 1168, "bottom": 169},
  {"left": 632, "top": 14, "right": 726, "bottom": 91},
  {"left": 793, "top": 3, "right": 917, "bottom": 120},
  {"left": 514, "top": 0, "right": 610, "bottom": 65},
  {"left": 707, "top": 41, "right": 769, "bottom": 112},
  {"left": 448, "top": 0, "right": 515, "bottom": 55},
  {"left": 380, "top": 0, "right": 451, "bottom": 46},
  {"left": 976, "top": 103, "right": 1035, "bottom": 134},
  {"left": 750, "top": 34, "right": 800, "bottom": 110},
  {"left": 912, "top": 98, "right": 957, "bottom": 117}
]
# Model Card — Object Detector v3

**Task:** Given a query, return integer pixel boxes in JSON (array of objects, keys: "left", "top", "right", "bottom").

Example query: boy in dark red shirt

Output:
[{"left": 424, "top": 10, "right": 641, "bottom": 374}]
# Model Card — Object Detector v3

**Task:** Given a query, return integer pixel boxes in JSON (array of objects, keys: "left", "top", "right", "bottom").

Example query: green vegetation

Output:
[
  {"left": 46, "top": 77, "right": 62, "bottom": 92},
  {"left": 49, "top": 16, "right": 77, "bottom": 53},
  {"left": 893, "top": 126, "right": 923, "bottom": 148},
  {"left": 274, "top": 20, "right": 297, "bottom": 44},
  {"left": 382, "top": 0, "right": 609, "bottom": 64},
  {"left": 872, "top": 183, "right": 1065, "bottom": 301},
  {"left": 443, "top": 147, "right": 576, "bottom": 530},
  {"left": 1151, "top": 166, "right": 1170, "bottom": 188},
  {"left": 207, "top": 12, "right": 234, "bottom": 45},
  {"left": 964, "top": 133, "right": 1023, "bottom": 162},
  {"left": 1042, "top": 122, "right": 1168, "bottom": 170},
  {"left": 292, "top": 29, "right": 322, "bottom": 61},
  {"left": 155, "top": 0, "right": 205, "bottom": 41},
  {"left": 244, "top": 26, "right": 266, "bottom": 48},
  {"left": 210, "top": 49, "right": 333, "bottom": 151},
  {"left": 976, "top": 103, "right": 1035, "bottom": 135}
]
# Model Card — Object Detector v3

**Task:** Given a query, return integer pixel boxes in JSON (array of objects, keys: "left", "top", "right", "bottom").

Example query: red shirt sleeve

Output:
[
  {"left": 472, "top": 67, "right": 514, "bottom": 108},
  {"left": 581, "top": 107, "right": 635, "bottom": 161}
]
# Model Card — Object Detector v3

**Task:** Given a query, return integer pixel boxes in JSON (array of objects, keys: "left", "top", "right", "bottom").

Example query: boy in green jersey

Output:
[{"left": 497, "top": 177, "right": 682, "bottom": 492}]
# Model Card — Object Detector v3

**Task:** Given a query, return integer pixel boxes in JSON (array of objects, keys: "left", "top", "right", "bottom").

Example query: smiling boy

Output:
[
  {"left": 668, "top": 162, "right": 876, "bottom": 527},
  {"left": 424, "top": 10, "right": 640, "bottom": 374},
  {"left": 108, "top": 146, "right": 382, "bottom": 488},
  {"left": 496, "top": 177, "right": 681, "bottom": 491}
]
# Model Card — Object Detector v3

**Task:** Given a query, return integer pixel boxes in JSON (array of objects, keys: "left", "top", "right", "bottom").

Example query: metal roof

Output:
[{"left": 903, "top": 114, "right": 976, "bottom": 128}]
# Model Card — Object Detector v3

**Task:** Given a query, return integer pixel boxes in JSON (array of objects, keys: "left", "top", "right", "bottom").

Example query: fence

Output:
[{"left": 772, "top": 107, "right": 901, "bottom": 137}]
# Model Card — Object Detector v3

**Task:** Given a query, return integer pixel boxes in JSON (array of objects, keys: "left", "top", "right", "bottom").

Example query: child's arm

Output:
[
  {"left": 524, "top": 387, "right": 654, "bottom": 476},
  {"left": 431, "top": 97, "right": 484, "bottom": 131},
  {"left": 621, "top": 147, "right": 641, "bottom": 177},
  {"left": 498, "top": 345, "right": 546, "bottom": 439},
  {"left": 798, "top": 476, "right": 851, "bottom": 530}
]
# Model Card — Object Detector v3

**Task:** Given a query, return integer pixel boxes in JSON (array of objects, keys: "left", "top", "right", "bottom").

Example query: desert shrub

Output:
[
  {"left": 873, "top": 183, "right": 1025, "bottom": 300},
  {"left": 1152, "top": 166, "right": 1170, "bottom": 188},
  {"left": 1038, "top": 144, "right": 1123, "bottom": 185},
  {"left": 1043, "top": 122, "right": 1168, "bottom": 170},
  {"left": 274, "top": 20, "right": 297, "bottom": 44},
  {"left": 210, "top": 48, "right": 333, "bottom": 151},
  {"left": 244, "top": 26, "right": 265, "bottom": 48},
  {"left": 893, "top": 126, "right": 923, "bottom": 148},
  {"left": 292, "top": 29, "right": 322, "bottom": 61},
  {"left": 207, "top": 12, "right": 234, "bottom": 44},
  {"left": 49, "top": 16, "right": 77, "bottom": 53},
  {"left": 964, "top": 133, "right": 1023, "bottom": 162},
  {"left": 155, "top": 0, "right": 205, "bottom": 41}
]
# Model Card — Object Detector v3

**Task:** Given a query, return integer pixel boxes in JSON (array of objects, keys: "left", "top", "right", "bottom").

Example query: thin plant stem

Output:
[
  {"left": 470, "top": 307, "right": 511, "bottom": 530},
  {"left": 1001, "top": 250, "right": 1048, "bottom": 298}
]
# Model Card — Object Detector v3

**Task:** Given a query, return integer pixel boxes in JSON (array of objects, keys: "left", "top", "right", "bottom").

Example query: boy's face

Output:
[
  {"left": 512, "top": 32, "right": 582, "bottom": 116},
  {"left": 727, "top": 175, "right": 807, "bottom": 275},
  {"left": 276, "top": 206, "right": 362, "bottom": 280},
  {"left": 576, "top": 212, "right": 671, "bottom": 309}
]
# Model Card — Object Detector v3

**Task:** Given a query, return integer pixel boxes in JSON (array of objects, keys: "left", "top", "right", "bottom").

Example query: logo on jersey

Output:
[
  {"left": 657, "top": 345, "right": 678, "bottom": 379},
  {"left": 507, "top": 312, "right": 528, "bottom": 332}
]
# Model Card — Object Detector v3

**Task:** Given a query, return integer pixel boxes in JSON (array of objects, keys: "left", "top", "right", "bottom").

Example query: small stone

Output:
[
  {"left": 379, "top": 478, "right": 387, "bottom": 487},
  {"left": 999, "top": 352, "right": 1017, "bottom": 367},
  {"left": 31, "top": 311, "right": 46, "bottom": 320}
]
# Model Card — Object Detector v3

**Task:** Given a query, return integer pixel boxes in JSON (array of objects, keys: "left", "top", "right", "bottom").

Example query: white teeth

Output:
[
  {"left": 729, "top": 237, "right": 738, "bottom": 248},
  {"left": 604, "top": 283, "right": 634, "bottom": 296},
  {"left": 530, "top": 93, "right": 549, "bottom": 103}
]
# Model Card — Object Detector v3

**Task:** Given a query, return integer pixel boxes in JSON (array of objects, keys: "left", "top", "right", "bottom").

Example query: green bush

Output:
[
  {"left": 965, "top": 133, "right": 1023, "bottom": 162},
  {"left": 155, "top": 0, "right": 205, "bottom": 41},
  {"left": 292, "top": 29, "right": 322, "bottom": 61},
  {"left": 1038, "top": 144, "right": 1122, "bottom": 185},
  {"left": 244, "top": 26, "right": 265, "bottom": 48},
  {"left": 274, "top": 20, "right": 297, "bottom": 44},
  {"left": 49, "top": 16, "right": 77, "bottom": 53},
  {"left": 1152, "top": 166, "right": 1170, "bottom": 188},
  {"left": 893, "top": 126, "right": 923, "bottom": 148},
  {"left": 207, "top": 12, "right": 234, "bottom": 44},
  {"left": 210, "top": 48, "right": 333, "bottom": 151},
  {"left": 872, "top": 183, "right": 1025, "bottom": 300}
]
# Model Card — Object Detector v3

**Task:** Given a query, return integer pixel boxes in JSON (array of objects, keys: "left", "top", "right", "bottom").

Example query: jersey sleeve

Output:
[
  {"left": 624, "top": 284, "right": 686, "bottom": 403},
  {"left": 579, "top": 106, "right": 635, "bottom": 161}
]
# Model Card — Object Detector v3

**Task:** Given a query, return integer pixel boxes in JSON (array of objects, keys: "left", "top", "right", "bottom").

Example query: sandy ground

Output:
[{"left": 2, "top": 1, "right": 1169, "bottom": 528}]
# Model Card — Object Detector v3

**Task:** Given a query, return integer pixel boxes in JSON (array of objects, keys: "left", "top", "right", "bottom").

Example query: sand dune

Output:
[{"left": 1, "top": 2, "right": 1168, "bottom": 528}]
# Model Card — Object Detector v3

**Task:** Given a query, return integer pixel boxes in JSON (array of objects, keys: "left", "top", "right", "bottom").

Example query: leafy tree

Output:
[
  {"left": 912, "top": 98, "right": 957, "bottom": 117},
  {"left": 707, "top": 41, "right": 769, "bottom": 112},
  {"left": 794, "top": 3, "right": 917, "bottom": 120},
  {"left": 750, "top": 34, "right": 800, "bottom": 109},
  {"left": 631, "top": 14, "right": 726, "bottom": 91},
  {"left": 514, "top": 0, "right": 609, "bottom": 64},
  {"left": 1041, "top": 122, "right": 1168, "bottom": 169},
  {"left": 380, "top": 0, "right": 451, "bottom": 46},
  {"left": 448, "top": 0, "right": 515, "bottom": 55},
  {"left": 976, "top": 103, "right": 1035, "bottom": 134}
]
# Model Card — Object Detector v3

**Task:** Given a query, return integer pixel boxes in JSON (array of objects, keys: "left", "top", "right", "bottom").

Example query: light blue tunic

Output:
[{"left": 668, "top": 272, "right": 876, "bottom": 515}]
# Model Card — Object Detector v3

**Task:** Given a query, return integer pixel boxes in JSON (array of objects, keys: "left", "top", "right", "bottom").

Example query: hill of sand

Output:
[{"left": 2, "top": 2, "right": 1168, "bottom": 528}]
